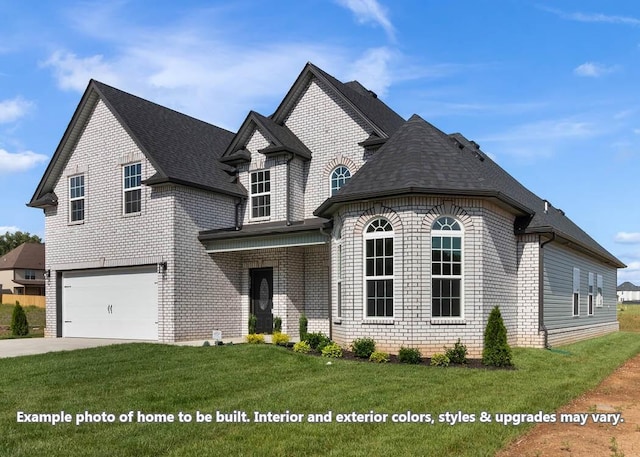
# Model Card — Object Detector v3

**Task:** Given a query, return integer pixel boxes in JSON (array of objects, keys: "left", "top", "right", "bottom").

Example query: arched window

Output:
[
  {"left": 364, "top": 218, "right": 394, "bottom": 318},
  {"left": 431, "top": 216, "right": 462, "bottom": 318},
  {"left": 330, "top": 165, "right": 351, "bottom": 196}
]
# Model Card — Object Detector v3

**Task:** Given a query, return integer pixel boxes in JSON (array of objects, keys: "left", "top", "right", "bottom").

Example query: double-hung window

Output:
[
  {"left": 588, "top": 272, "right": 594, "bottom": 315},
  {"left": 123, "top": 163, "right": 142, "bottom": 214},
  {"left": 596, "top": 274, "right": 604, "bottom": 307},
  {"left": 69, "top": 174, "right": 85, "bottom": 222},
  {"left": 364, "top": 218, "right": 394, "bottom": 318},
  {"left": 251, "top": 170, "right": 271, "bottom": 218},
  {"left": 572, "top": 267, "right": 580, "bottom": 316},
  {"left": 431, "top": 216, "right": 462, "bottom": 318},
  {"left": 25, "top": 269, "right": 36, "bottom": 280}
]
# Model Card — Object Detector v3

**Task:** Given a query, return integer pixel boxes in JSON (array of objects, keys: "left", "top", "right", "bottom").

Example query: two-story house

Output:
[
  {"left": 0, "top": 242, "right": 45, "bottom": 297},
  {"left": 29, "top": 62, "right": 624, "bottom": 355}
]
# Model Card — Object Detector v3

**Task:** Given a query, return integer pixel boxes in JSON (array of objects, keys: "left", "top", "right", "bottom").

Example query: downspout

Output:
[
  {"left": 286, "top": 153, "right": 294, "bottom": 226},
  {"left": 234, "top": 197, "right": 242, "bottom": 230},
  {"left": 539, "top": 232, "right": 556, "bottom": 348},
  {"left": 320, "top": 225, "right": 332, "bottom": 340}
]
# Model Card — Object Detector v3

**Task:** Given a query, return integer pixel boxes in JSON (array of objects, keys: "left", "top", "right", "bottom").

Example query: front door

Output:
[{"left": 250, "top": 268, "right": 273, "bottom": 334}]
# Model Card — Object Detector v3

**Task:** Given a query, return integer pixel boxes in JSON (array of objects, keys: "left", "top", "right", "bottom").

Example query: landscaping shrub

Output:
[
  {"left": 398, "top": 347, "right": 422, "bottom": 364},
  {"left": 299, "top": 314, "right": 308, "bottom": 340},
  {"left": 430, "top": 353, "right": 450, "bottom": 367},
  {"left": 351, "top": 337, "right": 376, "bottom": 358},
  {"left": 369, "top": 351, "right": 390, "bottom": 363},
  {"left": 304, "top": 332, "right": 331, "bottom": 351},
  {"left": 273, "top": 316, "right": 282, "bottom": 333},
  {"left": 321, "top": 342, "right": 343, "bottom": 358},
  {"left": 482, "top": 306, "right": 513, "bottom": 367},
  {"left": 248, "top": 314, "right": 257, "bottom": 335},
  {"left": 271, "top": 332, "right": 290, "bottom": 346},
  {"left": 245, "top": 333, "right": 265, "bottom": 344},
  {"left": 10, "top": 303, "right": 29, "bottom": 336},
  {"left": 444, "top": 339, "right": 468, "bottom": 364},
  {"left": 292, "top": 341, "right": 311, "bottom": 354}
]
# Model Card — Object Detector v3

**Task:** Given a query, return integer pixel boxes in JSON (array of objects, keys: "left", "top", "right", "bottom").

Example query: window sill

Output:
[
  {"left": 123, "top": 211, "right": 141, "bottom": 218},
  {"left": 68, "top": 220, "right": 85, "bottom": 226},
  {"left": 333, "top": 319, "right": 342, "bottom": 325},
  {"left": 249, "top": 217, "right": 271, "bottom": 223},
  {"left": 430, "top": 319, "right": 466, "bottom": 325},
  {"left": 361, "top": 319, "right": 394, "bottom": 325}
]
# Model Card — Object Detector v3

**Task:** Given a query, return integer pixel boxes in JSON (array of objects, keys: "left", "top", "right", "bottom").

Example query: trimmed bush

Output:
[
  {"left": 398, "top": 347, "right": 422, "bottom": 364},
  {"left": 369, "top": 351, "right": 390, "bottom": 363},
  {"left": 430, "top": 353, "right": 450, "bottom": 367},
  {"left": 271, "top": 332, "right": 290, "bottom": 346},
  {"left": 351, "top": 337, "right": 376, "bottom": 358},
  {"left": 444, "top": 339, "right": 468, "bottom": 364},
  {"left": 245, "top": 333, "right": 265, "bottom": 344},
  {"left": 10, "top": 303, "right": 29, "bottom": 336},
  {"left": 248, "top": 314, "right": 257, "bottom": 335},
  {"left": 321, "top": 342, "right": 343, "bottom": 358},
  {"left": 273, "top": 316, "right": 282, "bottom": 333},
  {"left": 293, "top": 341, "right": 311, "bottom": 354},
  {"left": 482, "top": 306, "right": 513, "bottom": 367},
  {"left": 299, "top": 314, "right": 308, "bottom": 341},
  {"left": 304, "top": 332, "right": 331, "bottom": 351}
]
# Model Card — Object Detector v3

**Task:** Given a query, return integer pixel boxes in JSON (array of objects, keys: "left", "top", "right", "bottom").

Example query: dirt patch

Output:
[{"left": 498, "top": 353, "right": 640, "bottom": 457}]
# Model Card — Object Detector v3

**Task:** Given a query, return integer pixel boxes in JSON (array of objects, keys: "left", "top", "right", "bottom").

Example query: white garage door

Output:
[{"left": 62, "top": 266, "right": 158, "bottom": 340}]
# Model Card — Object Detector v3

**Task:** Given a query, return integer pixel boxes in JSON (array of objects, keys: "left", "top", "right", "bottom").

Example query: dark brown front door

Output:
[{"left": 250, "top": 268, "right": 273, "bottom": 334}]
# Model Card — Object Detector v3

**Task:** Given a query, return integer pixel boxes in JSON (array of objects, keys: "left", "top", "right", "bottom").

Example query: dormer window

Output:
[
  {"left": 330, "top": 165, "right": 351, "bottom": 196},
  {"left": 251, "top": 170, "right": 271, "bottom": 219}
]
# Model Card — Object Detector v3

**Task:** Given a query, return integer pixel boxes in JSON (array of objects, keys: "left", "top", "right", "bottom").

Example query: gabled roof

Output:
[
  {"left": 29, "top": 80, "right": 244, "bottom": 207},
  {"left": 271, "top": 62, "right": 405, "bottom": 138},
  {"left": 315, "top": 114, "right": 624, "bottom": 267},
  {"left": 0, "top": 243, "right": 45, "bottom": 271},
  {"left": 618, "top": 281, "right": 640, "bottom": 291},
  {"left": 221, "top": 111, "right": 311, "bottom": 164}
]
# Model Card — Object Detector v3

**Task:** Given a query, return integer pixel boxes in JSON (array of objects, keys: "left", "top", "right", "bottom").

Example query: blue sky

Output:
[{"left": 1, "top": 0, "right": 639, "bottom": 284}]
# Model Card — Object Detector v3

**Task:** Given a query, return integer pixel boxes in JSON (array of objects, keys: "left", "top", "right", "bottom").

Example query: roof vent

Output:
[
  {"left": 368, "top": 90, "right": 378, "bottom": 99},
  {"left": 558, "top": 209, "right": 565, "bottom": 216},
  {"left": 543, "top": 200, "right": 550, "bottom": 214},
  {"left": 470, "top": 141, "right": 480, "bottom": 150}
]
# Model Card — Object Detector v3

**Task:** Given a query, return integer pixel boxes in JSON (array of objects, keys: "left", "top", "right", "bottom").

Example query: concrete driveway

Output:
[{"left": 0, "top": 338, "right": 146, "bottom": 359}]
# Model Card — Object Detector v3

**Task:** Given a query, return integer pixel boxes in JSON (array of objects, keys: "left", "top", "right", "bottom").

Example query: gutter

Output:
[{"left": 538, "top": 232, "right": 556, "bottom": 348}]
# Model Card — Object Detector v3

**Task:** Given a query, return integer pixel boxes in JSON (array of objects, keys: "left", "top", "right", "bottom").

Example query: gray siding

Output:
[{"left": 543, "top": 242, "right": 617, "bottom": 331}]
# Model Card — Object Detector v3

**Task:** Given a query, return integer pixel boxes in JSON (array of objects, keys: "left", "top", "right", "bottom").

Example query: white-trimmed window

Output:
[
  {"left": 330, "top": 165, "right": 351, "bottom": 196},
  {"left": 573, "top": 267, "right": 580, "bottom": 316},
  {"left": 123, "top": 163, "right": 142, "bottom": 214},
  {"left": 596, "top": 274, "right": 604, "bottom": 307},
  {"left": 364, "top": 218, "right": 394, "bottom": 318},
  {"left": 251, "top": 170, "right": 271, "bottom": 218},
  {"left": 69, "top": 174, "right": 85, "bottom": 222},
  {"left": 25, "top": 269, "right": 36, "bottom": 280},
  {"left": 431, "top": 216, "right": 462, "bottom": 318},
  {"left": 588, "top": 272, "right": 594, "bottom": 315}
]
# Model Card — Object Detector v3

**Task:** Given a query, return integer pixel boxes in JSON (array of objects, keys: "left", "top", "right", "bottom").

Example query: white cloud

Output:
[
  {"left": 615, "top": 232, "right": 640, "bottom": 244},
  {"left": 336, "top": 0, "right": 395, "bottom": 40},
  {"left": 541, "top": 7, "right": 640, "bottom": 27},
  {"left": 618, "top": 260, "right": 640, "bottom": 286},
  {"left": 0, "top": 97, "right": 33, "bottom": 123},
  {"left": 574, "top": 62, "right": 617, "bottom": 77},
  {"left": 42, "top": 51, "right": 122, "bottom": 92},
  {"left": 0, "top": 149, "right": 48, "bottom": 173},
  {"left": 0, "top": 226, "right": 21, "bottom": 234},
  {"left": 346, "top": 47, "right": 394, "bottom": 97}
]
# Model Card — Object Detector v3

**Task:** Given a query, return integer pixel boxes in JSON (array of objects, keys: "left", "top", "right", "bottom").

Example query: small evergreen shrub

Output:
[
  {"left": 293, "top": 341, "right": 311, "bottom": 354},
  {"left": 248, "top": 314, "right": 257, "bottom": 334},
  {"left": 430, "top": 353, "right": 450, "bottom": 367},
  {"left": 351, "top": 337, "right": 376, "bottom": 358},
  {"left": 444, "top": 339, "right": 468, "bottom": 364},
  {"left": 398, "top": 347, "right": 422, "bottom": 364},
  {"left": 202, "top": 341, "right": 211, "bottom": 347},
  {"left": 245, "top": 333, "right": 265, "bottom": 344},
  {"left": 10, "top": 303, "right": 29, "bottom": 336},
  {"left": 273, "top": 316, "right": 282, "bottom": 333},
  {"left": 299, "top": 314, "right": 308, "bottom": 341},
  {"left": 304, "top": 332, "right": 331, "bottom": 351},
  {"left": 321, "top": 342, "right": 343, "bottom": 358},
  {"left": 482, "top": 306, "right": 513, "bottom": 367},
  {"left": 369, "top": 351, "right": 390, "bottom": 363},
  {"left": 271, "top": 332, "right": 290, "bottom": 346}
]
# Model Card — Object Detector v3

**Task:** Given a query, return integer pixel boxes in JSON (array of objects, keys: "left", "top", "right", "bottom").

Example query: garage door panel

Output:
[{"left": 62, "top": 266, "right": 158, "bottom": 340}]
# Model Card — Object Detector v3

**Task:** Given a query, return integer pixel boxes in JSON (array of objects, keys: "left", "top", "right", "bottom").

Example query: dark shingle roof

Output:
[
  {"left": 91, "top": 81, "right": 244, "bottom": 197},
  {"left": 618, "top": 282, "right": 640, "bottom": 291},
  {"left": 315, "top": 114, "right": 623, "bottom": 267},
  {"left": 0, "top": 243, "right": 45, "bottom": 271}
]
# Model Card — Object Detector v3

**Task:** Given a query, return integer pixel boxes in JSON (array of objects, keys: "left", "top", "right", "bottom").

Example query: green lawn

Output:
[
  {"left": 0, "top": 303, "right": 45, "bottom": 338},
  {"left": 618, "top": 303, "right": 640, "bottom": 332},
  {"left": 1, "top": 332, "right": 640, "bottom": 457}
]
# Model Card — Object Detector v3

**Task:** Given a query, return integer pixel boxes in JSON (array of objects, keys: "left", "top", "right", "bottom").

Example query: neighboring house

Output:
[
  {"left": 29, "top": 62, "right": 624, "bottom": 355},
  {"left": 0, "top": 243, "right": 46, "bottom": 296},
  {"left": 617, "top": 282, "right": 640, "bottom": 303}
]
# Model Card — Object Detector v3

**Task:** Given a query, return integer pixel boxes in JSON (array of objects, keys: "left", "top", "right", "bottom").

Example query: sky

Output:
[{"left": 0, "top": 0, "right": 639, "bottom": 285}]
